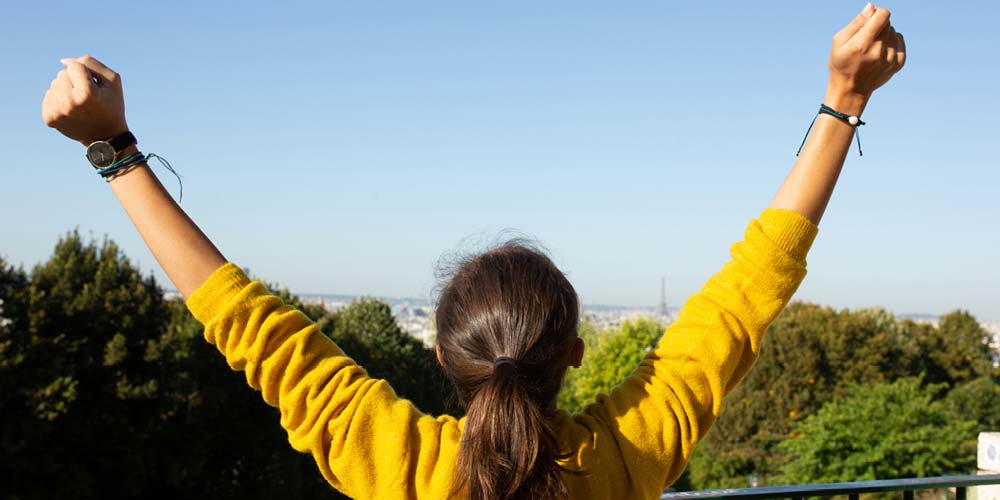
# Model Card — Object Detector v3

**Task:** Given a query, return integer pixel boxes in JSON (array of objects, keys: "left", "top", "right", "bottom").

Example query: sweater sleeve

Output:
[
  {"left": 577, "top": 208, "right": 818, "bottom": 498},
  {"left": 185, "top": 266, "right": 463, "bottom": 500}
]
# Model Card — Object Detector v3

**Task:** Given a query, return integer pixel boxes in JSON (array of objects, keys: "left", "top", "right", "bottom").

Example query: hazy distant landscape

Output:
[{"left": 218, "top": 290, "right": 1000, "bottom": 350}]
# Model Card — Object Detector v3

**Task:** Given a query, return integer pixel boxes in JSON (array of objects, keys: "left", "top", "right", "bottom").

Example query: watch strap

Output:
[{"left": 107, "top": 131, "right": 137, "bottom": 152}]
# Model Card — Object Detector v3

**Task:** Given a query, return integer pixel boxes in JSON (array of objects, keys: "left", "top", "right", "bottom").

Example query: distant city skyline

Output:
[
  {"left": 279, "top": 288, "right": 1000, "bottom": 349},
  {"left": 3, "top": 2, "right": 998, "bottom": 321},
  {"left": 230, "top": 268, "right": 991, "bottom": 321},
  {"left": 258, "top": 285, "right": 990, "bottom": 323}
]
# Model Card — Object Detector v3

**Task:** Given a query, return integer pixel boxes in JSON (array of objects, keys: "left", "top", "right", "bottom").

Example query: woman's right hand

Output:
[
  {"left": 826, "top": 3, "right": 906, "bottom": 115},
  {"left": 768, "top": 4, "right": 908, "bottom": 225}
]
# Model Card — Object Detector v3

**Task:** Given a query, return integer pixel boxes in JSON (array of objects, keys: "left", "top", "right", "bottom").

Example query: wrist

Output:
[
  {"left": 100, "top": 147, "right": 147, "bottom": 182},
  {"left": 116, "top": 144, "right": 139, "bottom": 159},
  {"left": 77, "top": 122, "right": 130, "bottom": 148},
  {"left": 824, "top": 85, "right": 869, "bottom": 117}
]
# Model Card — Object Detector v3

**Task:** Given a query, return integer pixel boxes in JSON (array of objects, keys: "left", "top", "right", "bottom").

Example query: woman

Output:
[{"left": 41, "top": 4, "right": 905, "bottom": 499}]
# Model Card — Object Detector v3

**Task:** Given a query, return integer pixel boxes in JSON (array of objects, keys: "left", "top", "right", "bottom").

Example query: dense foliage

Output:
[
  {"left": 687, "top": 303, "right": 997, "bottom": 489},
  {"left": 779, "top": 377, "right": 977, "bottom": 483},
  {"left": 557, "top": 318, "right": 663, "bottom": 412},
  {"left": 0, "top": 233, "right": 452, "bottom": 499}
]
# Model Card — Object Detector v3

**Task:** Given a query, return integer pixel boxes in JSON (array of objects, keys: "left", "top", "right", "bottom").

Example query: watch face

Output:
[{"left": 87, "top": 141, "right": 116, "bottom": 169}]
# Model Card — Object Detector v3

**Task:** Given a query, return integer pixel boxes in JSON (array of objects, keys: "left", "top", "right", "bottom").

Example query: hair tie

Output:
[{"left": 493, "top": 357, "right": 517, "bottom": 369}]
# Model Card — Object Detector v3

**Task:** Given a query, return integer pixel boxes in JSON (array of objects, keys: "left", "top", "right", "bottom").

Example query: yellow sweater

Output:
[{"left": 186, "top": 208, "right": 818, "bottom": 500}]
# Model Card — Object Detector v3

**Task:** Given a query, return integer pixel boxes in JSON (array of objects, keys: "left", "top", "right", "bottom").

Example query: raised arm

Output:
[
  {"left": 770, "top": 3, "right": 905, "bottom": 225},
  {"left": 40, "top": 56, "right": 461, "bottom": 500},
  {"left": 41, "top": 55, "right": 224, "bottom": 297},
  {"left": 569, "top": 5, "right": 906, "bottom": 498}
]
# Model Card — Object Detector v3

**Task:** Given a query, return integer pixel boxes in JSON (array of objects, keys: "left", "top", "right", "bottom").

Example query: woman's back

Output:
[{"left": 185, "top": 209, "right": 816, "bottom": 499}]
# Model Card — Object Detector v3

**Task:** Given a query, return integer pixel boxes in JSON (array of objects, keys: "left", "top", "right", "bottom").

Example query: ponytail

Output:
[
  {"left": 434, "top": 241, "right": 584, "bottom": 500},
  {"left": 455, "top": 361, "right": 569, "bottom": 500}
]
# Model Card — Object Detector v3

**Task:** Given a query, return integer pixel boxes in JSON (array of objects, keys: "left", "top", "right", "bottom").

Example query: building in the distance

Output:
[{"left": 654, "top": 276, "right": 672, "bottom": 321}]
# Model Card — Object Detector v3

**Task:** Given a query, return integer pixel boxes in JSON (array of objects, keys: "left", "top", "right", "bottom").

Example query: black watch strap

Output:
[{"left": 108, "top": 131, "right": 137, "bottom": 152}]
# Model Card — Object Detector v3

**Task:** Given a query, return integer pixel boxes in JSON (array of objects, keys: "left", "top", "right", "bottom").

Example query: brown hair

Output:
[{"left": 436, "top": 240, "right": 580, "bottom": 500}]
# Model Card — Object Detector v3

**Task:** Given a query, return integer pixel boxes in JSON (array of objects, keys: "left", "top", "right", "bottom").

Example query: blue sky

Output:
[{"left": 2, "top": 1, "right": 998, "bottom": 320}]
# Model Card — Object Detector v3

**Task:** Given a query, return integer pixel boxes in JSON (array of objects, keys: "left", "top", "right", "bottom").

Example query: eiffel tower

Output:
[{"left": 655, "top": 276, "right": 672, "bottom": 320}]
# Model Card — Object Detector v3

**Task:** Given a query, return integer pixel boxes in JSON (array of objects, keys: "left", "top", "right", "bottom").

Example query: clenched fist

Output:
[
  {"left": 42, "top": 55, "right": 128, "bottom": 146},
  {"left": 827, "top": 3, "right": 906, "bottom": 113}
]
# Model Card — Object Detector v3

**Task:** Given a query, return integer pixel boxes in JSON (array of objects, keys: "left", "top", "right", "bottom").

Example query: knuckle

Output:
[
  {"left": 44, "top": 112, "right": 62, "bottom": 127},
  {"left": 74, "top": 90, "right": 92, "bottom": 104}
]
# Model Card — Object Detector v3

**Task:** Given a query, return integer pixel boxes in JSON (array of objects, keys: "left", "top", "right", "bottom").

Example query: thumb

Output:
[{"left": 834, "top": 3, "right": 876, "bottom": 44}]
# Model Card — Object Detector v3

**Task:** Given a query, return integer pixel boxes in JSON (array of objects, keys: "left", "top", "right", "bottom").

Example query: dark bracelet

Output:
[
  {"left": 797, "top": 103, "right": 866, "bottom": 157},
  {"left": 95, "top": 151, "right": 184, "bottom": 203},
  {"left": 97, "top": 152, "right": 147, "bottom": 179},
  {"left": 818, "top": 103, "right": 865, "bottom": 127}
]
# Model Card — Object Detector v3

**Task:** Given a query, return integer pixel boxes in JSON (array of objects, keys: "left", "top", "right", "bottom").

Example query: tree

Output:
[
  {"left": 945, "top": 377, "right": 1000, "bottom": 433},
  {"left": 0, "top": 255, "right": 28, "bottom": 369},
  {"left": 689, "top": 304, "right": 912, "bottom": 488},
  {"left": 687, "top": 303, "right": 994, "bottom": 489},
  {"left": 0, "top": 256, "right": 30, "bottom": 492},
  {"left": 0, "top": 234, "right": 339, "bottom": 499},
  {"left": 779, "top": 377, "right": 977, "bottom": 484},
  {"left": 1, "top": 232, "right": 177, "bottom": 498},
  {"left": 916, "top": 311, "right": 994, "bottom": 386},
  {"left": 558, "top": 318, "right": 665, "bottom": 413}
]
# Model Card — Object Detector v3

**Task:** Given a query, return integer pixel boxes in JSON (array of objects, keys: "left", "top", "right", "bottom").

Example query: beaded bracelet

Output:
[{"left": 797, "top": 103, "right": 866, "bottom": 157}]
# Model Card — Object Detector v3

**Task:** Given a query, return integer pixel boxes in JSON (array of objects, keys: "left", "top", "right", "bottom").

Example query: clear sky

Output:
[{"left": 2, "top": 1, "right": 998, "bottom": 320}]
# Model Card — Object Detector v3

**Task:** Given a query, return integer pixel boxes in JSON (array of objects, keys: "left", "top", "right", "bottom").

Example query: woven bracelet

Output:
[{"left": 796, "top": 103, "right": 865, "bottom": 157}]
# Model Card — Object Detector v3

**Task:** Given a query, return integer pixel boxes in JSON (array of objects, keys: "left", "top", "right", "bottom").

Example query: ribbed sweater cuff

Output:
[
  {"left": 186, "top": 262, "right": 252, "bottom": 324},
  {"left": 758, "top": 209, "right": 819, "bottom": 264}
]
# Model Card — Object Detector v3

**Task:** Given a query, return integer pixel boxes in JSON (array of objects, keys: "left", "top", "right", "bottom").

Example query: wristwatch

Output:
[{"left": 86, "top": 131, "right": 137, "bottom": 169}]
